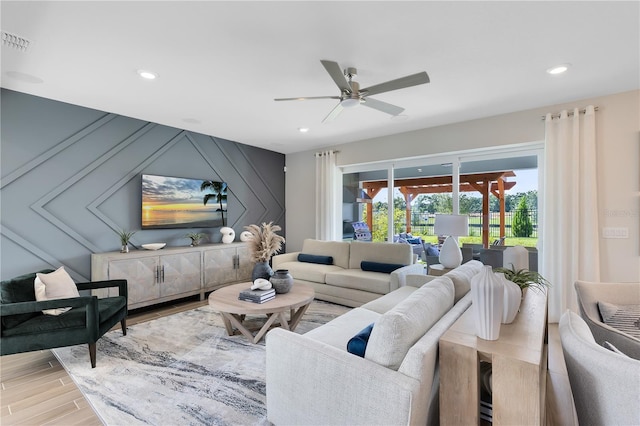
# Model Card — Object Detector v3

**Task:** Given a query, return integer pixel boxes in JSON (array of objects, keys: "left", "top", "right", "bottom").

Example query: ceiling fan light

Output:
[{"left": 341, "top": 98, "right": 360, "bottom": 108}]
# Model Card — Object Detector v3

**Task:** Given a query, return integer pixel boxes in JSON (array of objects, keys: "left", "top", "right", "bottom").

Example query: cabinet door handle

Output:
[
  {"left": 156, "top": 265, "right": 160, "bottom": 283},
  {"left": 161, "top": 265, "right": 165, "bottom": 282}
]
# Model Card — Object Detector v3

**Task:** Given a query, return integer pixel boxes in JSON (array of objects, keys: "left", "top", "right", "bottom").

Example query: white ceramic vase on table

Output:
[
  {"left": 471, "top": 265, "right": 504, "bottom": 340},
  {"left": 496, "top": 272, "right": 521, "bottom": 324},
  {"left": 220, "top": 227, "right": 235, "bottom": 244}
]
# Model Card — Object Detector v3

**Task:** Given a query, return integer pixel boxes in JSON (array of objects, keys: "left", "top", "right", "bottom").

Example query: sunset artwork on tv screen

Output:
[{"left": 141, "top": 174, "right": 228, "bottom": 229}]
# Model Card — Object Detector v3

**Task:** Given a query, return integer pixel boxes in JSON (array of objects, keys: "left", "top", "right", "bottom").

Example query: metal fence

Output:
[{"left": 394, "top": 211, "right": 538, "bottom": 238}]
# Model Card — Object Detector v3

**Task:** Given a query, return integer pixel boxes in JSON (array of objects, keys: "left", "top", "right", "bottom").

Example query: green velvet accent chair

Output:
[{"left": 0, "top": 269, "right": 128, "bottom": 368}]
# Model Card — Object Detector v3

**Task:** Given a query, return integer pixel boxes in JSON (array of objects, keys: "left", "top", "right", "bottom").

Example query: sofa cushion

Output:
[
  {"left": 303, "top": 307, "right": 381, "bottom": 350},
  {"left": 361, "top": 286, "right": 418, "bottom": 314},
  {"left": 2, "top": 296, "right": 126, "bottom": 337},
  {"left": 325, "top": 270, "right": 392, "bottom": 295},
  {"left": 301, "top": 239, "right": 351, "bottom": 269},
  {"left": 298, "top": 253, "right": 334, "bottom": 265},
  {"left": 365, "top": 276, "right": 454, "bottom": 370},
  {"left": 347, "top": 323, "right": 374, "bottom": 357},
  {"left": 444, "top": 260, "right": 483, "bottom": 303},
  {"left": 349, "top": 241, "right": 413, "bottom": 270},
  {"left": 425, "top": 243, "right": 440, "bottom": 256},
  {"left": 275, "top": 261, "right": 344, "bottom": 284},
  {"left": 35, "top": 267, "right": 80, "bottom": 316},
  {"left": 361, "top": 261, "right": 404, "bottom": 274},
  {"left": 1, "top": 269, "right": 55, "bottom": 329}
]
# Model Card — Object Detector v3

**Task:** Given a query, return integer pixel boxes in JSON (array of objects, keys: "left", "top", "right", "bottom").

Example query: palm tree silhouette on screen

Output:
[{"left": 201, "top": 181, "right": 228, "bottom": 226}]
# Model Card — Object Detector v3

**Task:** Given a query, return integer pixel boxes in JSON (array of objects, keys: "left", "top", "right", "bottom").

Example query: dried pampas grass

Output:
[{"left": 244, "top": 222, "right": 285, "bottom": 262}]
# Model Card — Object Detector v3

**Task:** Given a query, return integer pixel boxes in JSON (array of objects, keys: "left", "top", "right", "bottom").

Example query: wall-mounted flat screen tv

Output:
[{"left": 141, "top": 174, "right": 228, "bottom": 229}]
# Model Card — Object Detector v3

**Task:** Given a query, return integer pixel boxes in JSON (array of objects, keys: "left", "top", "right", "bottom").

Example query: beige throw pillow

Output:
[
  {"left": 34, "top": 266, "right": 80, "bottom": 316},
  {"left": 365, "top": 277, "right": 454, "bottom": 370}
]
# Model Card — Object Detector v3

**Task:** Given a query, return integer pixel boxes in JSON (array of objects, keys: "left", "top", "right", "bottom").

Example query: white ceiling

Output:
[{"left": 2, "top": 1, "right": 638, "bottom": 155}]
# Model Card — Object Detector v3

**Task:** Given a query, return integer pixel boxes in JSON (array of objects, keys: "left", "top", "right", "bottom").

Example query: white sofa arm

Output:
[
  {"left": 266, "top": 328, "right": 422, "bottom": 426},
  {"left": 272, "top": 252, "right": 300, "bottom": 270},
  {"left": 390, "top": 263, "right": 426, "bottom": 290}
]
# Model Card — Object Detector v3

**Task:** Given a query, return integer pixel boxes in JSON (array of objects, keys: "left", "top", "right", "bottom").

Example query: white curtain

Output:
[
  {"left": 315, "top": 150, "right": 340, "bottom": 241},
  {"left": 542, "top": 106, "right": 600, "bottom": 322}
]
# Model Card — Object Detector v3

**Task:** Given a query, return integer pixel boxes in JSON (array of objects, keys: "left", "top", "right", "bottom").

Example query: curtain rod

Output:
[
  {"left": 315, "top": 150, "right": 339, "bottom": 157},
  {"left": 541, "top": 106, "right": 599, "bottom": 120}
]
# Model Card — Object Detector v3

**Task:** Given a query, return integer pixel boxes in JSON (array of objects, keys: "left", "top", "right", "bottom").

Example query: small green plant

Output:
[
  {"left": 494, "top": 264, "right": 550, "bottom": 293},
  {"left": 186, "top": 232, "right": 207, "bottom": 246},
  {"left": 117, "top": 229, "right": 136, "bottom": 245}
]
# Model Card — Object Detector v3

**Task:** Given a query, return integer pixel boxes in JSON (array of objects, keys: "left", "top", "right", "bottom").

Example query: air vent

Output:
[{"left": 2, "top": 31, "right": 31, "bottom": 52}]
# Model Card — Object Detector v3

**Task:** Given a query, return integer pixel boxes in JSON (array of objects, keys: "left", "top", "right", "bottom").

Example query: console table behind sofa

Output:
[{"left": 439, "top": 288, "right": 548, "bottom": 425}]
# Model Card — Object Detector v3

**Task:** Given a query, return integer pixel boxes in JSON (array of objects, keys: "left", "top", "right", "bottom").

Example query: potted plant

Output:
[
  {"left": 186, "top": 232, "right": 207, "bottom": 247},
  {"left": 117, "top": 229, "right": 136, "bottom": 253},
  {"left": 493, "top": 264, "right": 551, "bottom": 294},
  {"left": 244, "top": 222, "right": 285, "bottom": 281}
]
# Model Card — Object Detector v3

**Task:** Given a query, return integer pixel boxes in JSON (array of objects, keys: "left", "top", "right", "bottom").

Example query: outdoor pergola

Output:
[{"left": 362, "top": 171, "right": 517, "bottom": 248}]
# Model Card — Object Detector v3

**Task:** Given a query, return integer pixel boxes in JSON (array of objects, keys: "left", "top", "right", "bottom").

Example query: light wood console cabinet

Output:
[
  {"left": 439, "top": 289, "right": 548, "bottom": 425},
  {"left": 91, "top": 242, "right": 250, "bottom": 309}
]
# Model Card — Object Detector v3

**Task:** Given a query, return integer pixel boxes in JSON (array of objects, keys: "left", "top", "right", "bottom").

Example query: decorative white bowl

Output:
[{"left": 142, "top": 243, "right": 166, "bottom": 250}]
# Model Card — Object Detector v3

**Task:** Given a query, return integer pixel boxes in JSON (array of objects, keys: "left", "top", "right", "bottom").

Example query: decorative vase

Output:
[
  {"left": 270, "top": 269, "right": 294, "bottom": 294},
  {"left": 503, "top": 246, "right": 529, "bottom": 271},
  {"left": 470, "top": 265, "right": 504, "bottom": 340},
  {"left": 220, "top": 227, "right": 235, "bottom": 244},
  {"left": 240, "top": 230, "right": 252, "bottom": 242},
  {"left": 120, "top": 244, "right": 129, "bottom": 253},
  {"left": 497, "top": 272, "right": 521, "bottom": 324},
  {"left": 252, "top": 261, "right": 273, "bottom": 282},
  {"left": 439, "top": 236, "right": 462, "bottom": 268}
]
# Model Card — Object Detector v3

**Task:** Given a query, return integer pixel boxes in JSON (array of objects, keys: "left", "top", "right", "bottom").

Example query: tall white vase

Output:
[
  {"left": 439, "top": 236, "right": 462, "bottom": 268},
  {"left": 471, "top": 265, "right": 504, "bottom": 340},
  {"left": 496, "top": 272, "right": 521, "bottom": 324}
]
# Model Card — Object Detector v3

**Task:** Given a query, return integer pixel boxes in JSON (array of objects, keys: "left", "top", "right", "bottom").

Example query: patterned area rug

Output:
[{"left": 52, "top": 300, "right": 350, "bottom": 425}]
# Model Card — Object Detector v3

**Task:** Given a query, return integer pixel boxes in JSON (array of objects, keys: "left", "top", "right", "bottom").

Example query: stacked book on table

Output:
[{"left": 238, "top": 288, "right": 276, "bottom": 304}]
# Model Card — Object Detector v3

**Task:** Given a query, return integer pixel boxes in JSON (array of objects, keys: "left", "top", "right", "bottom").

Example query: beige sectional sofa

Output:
[
  {"left": 266, "top": 260, "right": 484, "bottom": 426},
  {"left": 272, "top": 239, "right": 424, "bottom": 307}
]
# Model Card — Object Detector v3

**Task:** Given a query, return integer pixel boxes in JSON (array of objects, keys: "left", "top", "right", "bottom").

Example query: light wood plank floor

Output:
[{"left": 2, "top": 300, "right": 577, "bottom": 425}]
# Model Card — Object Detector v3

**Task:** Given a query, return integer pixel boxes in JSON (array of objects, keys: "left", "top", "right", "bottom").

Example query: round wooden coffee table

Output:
[{"left": 208, "top": 282, "right": 315, "bottom": 344}]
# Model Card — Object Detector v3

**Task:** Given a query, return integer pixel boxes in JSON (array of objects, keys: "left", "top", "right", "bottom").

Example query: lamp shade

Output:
[{"left": 434, "top": 214, "right": 469, "bottom": 237}]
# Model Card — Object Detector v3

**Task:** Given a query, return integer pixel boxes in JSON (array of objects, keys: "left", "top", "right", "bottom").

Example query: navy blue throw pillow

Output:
[
  {"left": 347, "top": 323, "right": 374, "bottom": 357},
  {"left": 406, "top": 237, "right": 422, "bottom": 245},
  {"left": 297, "top": 253, "right": 333, "bottom": 265},
  {"left": 425, "top": 244, "right": 440, "bottom": 256},
  {"left": 361, "top": 261, "right": 405, "bottom": 274}
]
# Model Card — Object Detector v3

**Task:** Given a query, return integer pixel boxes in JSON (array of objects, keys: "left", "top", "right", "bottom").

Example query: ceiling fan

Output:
[{"left": 274, "top": 60, "right": 430, "bottom": 123}]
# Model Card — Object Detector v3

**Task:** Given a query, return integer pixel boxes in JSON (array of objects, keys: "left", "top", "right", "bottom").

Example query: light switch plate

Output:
[{"left": 602, "top": 227, "right": 629, "bottom": 238}]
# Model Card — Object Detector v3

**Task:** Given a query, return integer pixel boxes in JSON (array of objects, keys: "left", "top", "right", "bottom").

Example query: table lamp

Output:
[{"left": 434, "top": 214, "right": 469, "bottom": 268}]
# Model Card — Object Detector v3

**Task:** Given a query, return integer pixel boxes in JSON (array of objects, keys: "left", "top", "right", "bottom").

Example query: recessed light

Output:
[
  {"left": 137, "top": 69, "right": 157, "bottom": 80},
  {"left": 298, "top": 127, "right": 309, "bottom": 133},
  {"left": 546, "top": 64, "right": 570, "bottom": 75}
]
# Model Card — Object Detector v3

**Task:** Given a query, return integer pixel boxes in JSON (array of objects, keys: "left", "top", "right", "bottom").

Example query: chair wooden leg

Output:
[
  {"left": 89, "top": 342, "right": 97, "bottom": 368},
  {"left": 121, "top": 318, "right": 127, "bottom": 335}
]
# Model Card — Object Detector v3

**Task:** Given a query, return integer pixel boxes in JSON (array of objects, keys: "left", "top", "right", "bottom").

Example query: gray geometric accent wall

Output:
[{"left": 0, "top": 89, "right": 285, "bottom": 281}]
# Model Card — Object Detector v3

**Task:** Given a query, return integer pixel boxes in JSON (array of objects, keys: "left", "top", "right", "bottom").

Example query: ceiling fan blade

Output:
[
  {"left": 361, "top": 97, "right": 405, "bottom": 116},
  {"left": 320, "top": 60, "right": 352, "bottom": 93},
  {"left": 322, "top": 102, "right": 344, "bottom": 123},
  {"left": 360, "top": 71, "right": 430, "bottom": 97},
  {"left": 274, "top": 96, "right": 341, "bottom": 101}
]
